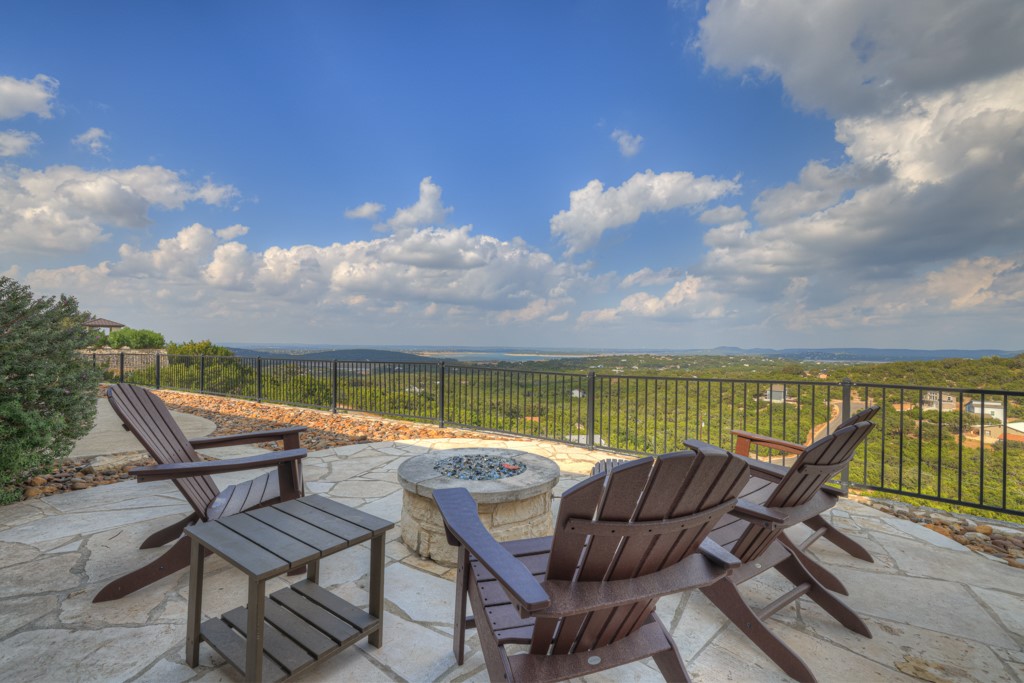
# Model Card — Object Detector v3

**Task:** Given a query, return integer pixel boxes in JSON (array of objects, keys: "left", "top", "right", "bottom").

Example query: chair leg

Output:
[
  {"left": 775, "top": 554, "right": 871, "bottom": 638},
  {"left": 93, "top": 536, "right": 196, "bottom": 602},
  {"left": 649, "top": 614, "right": 692, "bottom": 683},
  {"left": 778, "top": 533, "right": 848, "bottom": 595},
  {"left": 140, "top": 512, "right": 199, "bottom": 549},
  {"left": 701, "top": 581, "right": 817, "bottom": 683},
  {"left": 453, "top": 545, "right": 470, "bottom": 664},
  {"left": 804, "top": 516, "right": 874, "bottom": 562}
]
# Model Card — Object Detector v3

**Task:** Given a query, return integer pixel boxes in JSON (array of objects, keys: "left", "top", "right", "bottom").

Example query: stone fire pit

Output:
[{"left": 397, "top": 448, "right": 560, "bottom": 566}]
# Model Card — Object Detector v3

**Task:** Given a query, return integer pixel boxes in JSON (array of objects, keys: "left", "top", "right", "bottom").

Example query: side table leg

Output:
[
  {"left": 186, "top": 539, "right": 205, "bottom": 667},
  {"left": 368, "top": 533, "right": 385, "bottom": 647},
  {"left": 306, "top": 559, "right": 320, "bottom": 584},
  {"left": 246, "top": 578, "right": 266, "bottom": 682}
]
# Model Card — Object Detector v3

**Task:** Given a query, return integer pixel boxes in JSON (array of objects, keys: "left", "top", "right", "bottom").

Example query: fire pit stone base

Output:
[{"left": 396, "top": 448, "right": 560, "bottom": 567}]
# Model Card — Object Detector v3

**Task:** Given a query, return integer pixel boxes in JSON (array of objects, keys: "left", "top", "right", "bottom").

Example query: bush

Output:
[
  {"left": 0, "top": 277, "right": 102, "bottom": 503},
  {"left": 165, "top": 339, "right": 234, "bottom": 357},
  {"left": 107, "top": 327, "right": 165, "bottom": 349}
]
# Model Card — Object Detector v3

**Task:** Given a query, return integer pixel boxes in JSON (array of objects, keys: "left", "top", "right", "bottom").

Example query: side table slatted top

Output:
[{"left": 185, "top": 494, "right": 394, "bottom": 682}]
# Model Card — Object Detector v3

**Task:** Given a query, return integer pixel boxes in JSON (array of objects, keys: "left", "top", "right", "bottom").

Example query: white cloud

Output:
[
  {"left": 620, "top": 267, "right": 681, "bottom": 289},
  {"left": 579, "top": 275, "right": 726, "bottom": 324},
  {"left": 0, "top": 129, "right": 40, "bottom": 157},
  {"left": 611, "top": 129, "right": 644, "bottom": 157},
  {"left": 0, "top": 164, "right": 240, "bottom": 252},
  {"left": 699, "top": 205, "right": 746, "bottom": 225},
  {"left": 698, "top": 0, "right": 1024, "bottom": 117},
  {"left": 376, "top": 176, "right": 452, "bottom": 234},
  {"left": 345, "top": 202, "right": 384, "bottom": 219},
  {"left": 215, "top": 224, "right": 249, "bottom": 240},
  {"left": 0, "top": 74, "right": 58, "bottom": 120},
  {"left": 550, "top": 170, "right": 740, "bottom": 255},
  {"left": 73, "top": 127, "right": 109, "bottom": 155},
  {"left": 683, "top": 0, "right": 1024, "bottom": 344}
]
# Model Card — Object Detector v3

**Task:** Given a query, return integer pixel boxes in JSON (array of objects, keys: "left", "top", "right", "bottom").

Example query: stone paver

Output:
[{"left": 0, "top": 437, "right": 1021, "bottom": 682}]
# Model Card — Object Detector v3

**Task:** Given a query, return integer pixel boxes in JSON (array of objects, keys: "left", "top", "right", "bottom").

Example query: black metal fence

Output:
[{"left": 91, "top": 352, "right": 1024, "bottom": 516}]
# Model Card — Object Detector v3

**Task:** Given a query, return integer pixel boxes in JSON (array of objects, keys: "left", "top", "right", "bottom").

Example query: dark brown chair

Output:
[
  {"left": 689, "top": 421, "right": 876, "bottom": 682},
  {"left": 93, "top": 384, "right": 308, "bottom": 602},
  {"left": 434, "top": 448, "right": 750, "bottom": 683},
  {"left": 730, "top": 405, "right": 880, "bottom": 563}
]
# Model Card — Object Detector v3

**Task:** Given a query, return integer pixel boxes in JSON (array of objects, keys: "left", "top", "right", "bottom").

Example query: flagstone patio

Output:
[{"left": 1, "top": 437, "right": 1022, "bottom": 682}]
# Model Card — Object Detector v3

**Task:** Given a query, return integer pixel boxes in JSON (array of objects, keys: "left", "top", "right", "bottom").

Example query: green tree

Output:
[
  {"left": 0, "top": 277, "right": 103, "bottom": 503},
  {"left": 165, "top": 339, "right": 233, "bottom": 356},
  {"left": 107, "top": 327, "right": 165, "bottom": 349}
]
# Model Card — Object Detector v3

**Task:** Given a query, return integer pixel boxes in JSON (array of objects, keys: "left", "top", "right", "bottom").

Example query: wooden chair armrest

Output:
[
  {"left": 433, "top": 488, "right": 550, "bottom": 615},
  {"left": 730, "top": 430, "right": 806, "bottom": 457},
  {"left": 733, "top": 499, "right": 786, "bottom": 527},
  {"left": 698, "top": 538, "right": 742, "bottom": 569},
  {"left": 190, "top": 426, "right": 307, "bottom": 450},
  {"left": 539, "top": 552, "right": 730, "bottom": 618},
  {"left": 131, "top": 449, "right": 307, "bottom": 482}
]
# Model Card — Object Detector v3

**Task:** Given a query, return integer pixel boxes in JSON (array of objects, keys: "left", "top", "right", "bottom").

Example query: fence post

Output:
[
  {"left": 155, "top": 352, "right": 161, "bottom": 389},
  {"left": 586, "top": 371, "right": 596, "bottom": 449},
  {"left": 199, "top": 355, "right": 206, "bottom": 394},
  {"left": 438, "top": 362, "right": 446, "bottom": 427},
  {"left": 256, "top": 357, "right": 263, "bottom": 403},
  {"left": 119, "top": 352, "right": 125, "bottom": 383},
  {"left": 331, "top": 360, "right": 338, "bottom": 413},
  {"left": 840, "top": 378, "right": 853, "bottom": 495}
]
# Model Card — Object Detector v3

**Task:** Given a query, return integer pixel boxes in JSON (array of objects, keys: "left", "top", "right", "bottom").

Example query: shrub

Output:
[
  {"left": 165, "top": 339, "right": 234, "bottom": 357},
  {"left": 0, "top": 277, "right": 102, "bottom": 503},
  {"left": 107, "top": 327, "right": 165, "bottom": 349}
]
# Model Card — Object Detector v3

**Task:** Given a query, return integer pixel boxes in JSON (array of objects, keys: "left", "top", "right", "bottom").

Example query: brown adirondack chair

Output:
[
  {"left": 434, "top": 448, "right": 750, "bottom": 683},
  {"left": 730, "top": 405, "right": 880, "bottom": 563},
  {"left": 93, "top": 384, "right": 308, "bottom": 603},
  {"left": 689, "top": 421, "right": 876, "bottom": 683}
]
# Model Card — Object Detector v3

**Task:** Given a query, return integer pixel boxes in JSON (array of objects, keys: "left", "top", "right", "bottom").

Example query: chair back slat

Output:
[
  {"left": 731, "top": 421, "right": 874, "bottom": 562},
  {"left": 107, "top": 384, "right": 220, "bottom": 516},
  {"left": 535, "top": 449, "right": 748, "bottom": 656}
]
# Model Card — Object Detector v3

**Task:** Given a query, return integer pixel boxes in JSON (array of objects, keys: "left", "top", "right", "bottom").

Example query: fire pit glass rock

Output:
[{"left": 397, "top": 448, "right": 559, "bottom": 567}]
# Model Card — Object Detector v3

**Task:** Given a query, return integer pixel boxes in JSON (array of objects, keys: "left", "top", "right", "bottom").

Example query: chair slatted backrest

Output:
[
  {"left": 532, "top": 449, "right": 749, "bottom": 656},
  {"left": 107, "top": 384, "right": 220, "bottom": 517},
  {"left": 731, "top": 421, "right": 875, "bottom": 562}
]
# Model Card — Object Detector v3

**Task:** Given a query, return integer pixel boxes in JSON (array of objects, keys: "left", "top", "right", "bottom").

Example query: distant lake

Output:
[{"left": 415, "top": 350, "right": 595, "bottom": 362}]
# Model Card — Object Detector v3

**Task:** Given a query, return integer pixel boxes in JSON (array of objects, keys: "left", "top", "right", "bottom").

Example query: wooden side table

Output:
[{"left": 184, "top": 495, "right": 394, "bottom": 682}]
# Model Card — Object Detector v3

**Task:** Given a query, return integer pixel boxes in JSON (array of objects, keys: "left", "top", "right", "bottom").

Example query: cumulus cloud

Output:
[
  {"left": 699, "top": 205, "right": 746, "bottom": 225},
  {"left": 550, "top": 170, "right": 740, "bottom": 255},
  {"left": 0, "top": 164, "right": 240, "bottom": 252},
  {"left": 0, "top": 74, "right": 58, "bottom": 120},
  {"left": 687, "top": 0, "right": 1024, "bottom": 339},
  {"left": 215, "top": 224, "right": 249, "bottom": 240},
  {"left": 698, "top": 0, "right": 1024, "bottom": 117},
  {"left": 73, "top": 127, "right": 109, "bottom": 154},
  {"left": 580, "top": 275, "right": 726, "bottom": 324},
  {"left": 611, "top": 129, "right": 644, "bottom": 157},
  {"left": 345, "top": 202, "right": 384, "bottom": 219},
  {"left": 376, "top": 176, "right": 452, "bottom": 234},
  {"left": 0, "top": 129, "right": 40, "bottom": 157}
]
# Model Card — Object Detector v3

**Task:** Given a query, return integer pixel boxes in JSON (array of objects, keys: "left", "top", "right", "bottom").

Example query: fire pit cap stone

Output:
[{"left": 397, "top": 448, "right": 560, "bottom": 504}]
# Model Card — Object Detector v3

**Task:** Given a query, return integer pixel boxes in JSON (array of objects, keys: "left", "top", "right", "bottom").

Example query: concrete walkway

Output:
[
  {"left": 0, "top": 438, "right": 1022, "bottom": 682},
  {"left": 70, "top": 399, "right": 216, "bottom": 460}
]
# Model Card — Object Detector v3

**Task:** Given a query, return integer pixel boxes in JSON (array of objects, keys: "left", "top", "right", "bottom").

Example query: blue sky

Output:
[{"left": 2, "top": 1, "right": 1023, "bottom": 350}]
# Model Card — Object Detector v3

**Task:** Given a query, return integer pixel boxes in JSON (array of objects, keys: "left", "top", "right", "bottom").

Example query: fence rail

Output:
[{"left": 91, "top": 352, "right": 1024, "bottom": 516}]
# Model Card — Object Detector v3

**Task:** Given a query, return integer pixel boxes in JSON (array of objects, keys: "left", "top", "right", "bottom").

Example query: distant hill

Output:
[
  {"left": 226, "top": 347, "right": 446, "bottom": 363},
  {"left": 695, "top": 347, "right": 1020, "bottom": 362}
]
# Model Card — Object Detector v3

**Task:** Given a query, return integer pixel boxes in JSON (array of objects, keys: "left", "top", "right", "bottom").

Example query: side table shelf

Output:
[{"left": 201, "top": 580, "right": 378, "bottom": 683}]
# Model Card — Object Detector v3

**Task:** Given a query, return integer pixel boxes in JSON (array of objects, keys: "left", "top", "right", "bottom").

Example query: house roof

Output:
[{"left": 84, "top": 318, "right": 125, "bottom": 329}]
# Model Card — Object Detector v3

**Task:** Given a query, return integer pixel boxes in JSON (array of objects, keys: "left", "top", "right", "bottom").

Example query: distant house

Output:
[
  {"left": 571, "top": 389, "right": 586, "bottom": 399},
  {"left": 84, "top": 317, "right": 125, "bottom": 335},
  {"left": 763, "top": 384, "right": 787, "bottom": 403},
  {"left": 921, "top": 390, "right": 960, "bottom": 412},
  {"left": 965, "top": 399, "right": 1005, "bottom": 422}
]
